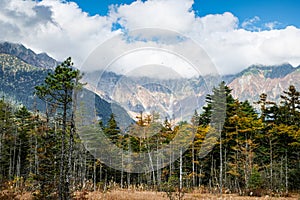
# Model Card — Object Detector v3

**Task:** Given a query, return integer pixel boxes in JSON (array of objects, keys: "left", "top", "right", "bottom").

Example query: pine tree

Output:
[
  {"left": 14, "top": 106, "right": 31, "bottom": 181},
  {"left": 200, "top": 81, "right": 228, "bottom": 194},
  {"left": 35, "top": 57, "right": 83, "bottom": 200},
  {"left": 280, "top": 85, "right": 300, "bottom": 126},
  {"left": 104, "top": 114, "right": 121, "bottom": 145},
  {"left": 0, "top": 99, "right": 14, "bottom": 181}
]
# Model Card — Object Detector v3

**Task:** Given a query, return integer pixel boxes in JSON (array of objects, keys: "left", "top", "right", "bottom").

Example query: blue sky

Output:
[
  {"left": 195, "top": 0, "right": 300, "bottom": 29},
  {"left": 70, "top": 0, "right": 300, "bottom": 29}
]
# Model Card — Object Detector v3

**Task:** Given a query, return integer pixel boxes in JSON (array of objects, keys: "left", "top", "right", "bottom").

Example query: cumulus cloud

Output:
[
  {"left": 0, "top": 0, "right": 300, "bottom": 76},
  {"left": 109, "top": 0, "right": 196, "bottom": 33},
  {"left": 0, "top": 0, "right": 117, "bottom": 66}
]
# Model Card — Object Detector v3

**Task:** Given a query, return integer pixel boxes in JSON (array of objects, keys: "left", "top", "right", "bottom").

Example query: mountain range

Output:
[
  {"left": 229, "top": 64, "right": 300, "bottom": 103},
  {"left": 0, "top": 42, "right": 58, "bottom": 69},
  {"left": 0, "top": 41, "right": 299, "bottom": 126},
  {"left": 0, "top": 42, "right": 131, "bottom": 126}
]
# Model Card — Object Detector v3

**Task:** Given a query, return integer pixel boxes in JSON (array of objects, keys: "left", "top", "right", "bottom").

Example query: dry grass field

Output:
[
  {"left": 75, "top": 190, "right": 299, "bottom": 200},
  {"left": 1, "top": 189, "right": 299, "bottom": 200}
]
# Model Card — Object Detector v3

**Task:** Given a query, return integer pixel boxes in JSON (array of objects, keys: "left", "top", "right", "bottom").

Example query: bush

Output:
[
  {"left": 248, "top": 168, "right": 262, "bottom": 190},
  {"left": 160, "top": 176, "right": 184, "bottom": 200}
]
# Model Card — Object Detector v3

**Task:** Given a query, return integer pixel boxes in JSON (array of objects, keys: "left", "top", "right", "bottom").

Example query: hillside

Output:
[
  {"left": 0, "top": 53, "right": 50, "bottom": 110},
  {"left": 1, "top": 41, "right": 299, "bottom": 124},
  {"left": 228, "top": 64, "right": 300, "bottom": 104},
  {"left": 84, "top": 64, "right": 300, "bottom": 123},
  {"left": 0, "top": 42, "right": 59, "bottom": 69},
  {"left": 0, "top": 43, "right": 132, "bottom": 125}
]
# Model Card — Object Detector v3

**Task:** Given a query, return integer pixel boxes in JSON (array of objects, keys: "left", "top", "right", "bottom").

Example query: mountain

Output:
[
  {"left": 228, "top": 64, "right": 300, "bottom": 104},
  {"left": 83, "top": 70, "right": 214, "bottom": 122},
  {"left": 0, "top": 42, "right": 58, "bottom": 69},
  {"left": 1, "top": 41, "right": 299, "bottom": 125},
  {"left": 0, "top": 42, "right": 132, "bottom": 126},
  {"left": 0, "top": 53, "right": 50, "bottom": 109},
  {"left": 87, "top": 64, "right": 300, "bottom": 122}
]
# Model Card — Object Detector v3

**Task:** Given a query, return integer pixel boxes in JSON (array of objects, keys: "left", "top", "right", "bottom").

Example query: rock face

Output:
[
  {"left": 1, "top": 41, "right": 299, "bottom": 124},
  {"left": 0, "top": 42, "right": 58, "bottom": 69},
  {"left": 83, "top": 71, "right": 212, "bottom": 122},
  {"left": 0, "top": 53, "right": 50, "bottom": 110},
  {"left": 0, "top": 42, "right": 131, "bottom": 125},
  {"left": 228, "top": 64, "right": 300, "bottom": 104},
  {"left": 90, "top": 64, "right": 300, "bottom": 122}
]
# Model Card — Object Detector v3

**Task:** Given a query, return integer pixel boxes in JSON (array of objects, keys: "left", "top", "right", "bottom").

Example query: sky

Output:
[
  {"left": 72, "top": 0, "right": 300, "bottom": 29},
  {"left": 1, "top": 0, "right": 300, "bottom": 75}
]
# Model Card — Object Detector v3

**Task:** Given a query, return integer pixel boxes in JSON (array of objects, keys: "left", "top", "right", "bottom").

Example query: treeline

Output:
[{"left": 0, "top": 58, "right": 299, "bottom": 199}]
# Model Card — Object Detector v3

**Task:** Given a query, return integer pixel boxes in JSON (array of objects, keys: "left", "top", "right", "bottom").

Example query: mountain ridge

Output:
[
  {"left": 0, "top": 43, "right": 132, "bottom": 125},
  {"left": 0, "top": 41, "right": 59, "bottom": 69},
  {"left": 73, "top": 55, "right": 300, "bottom": 122},
  {"left": 234, "top": 63, "right": 297, "bottom": 79},
  {"left": 1, "top": 41, "right": 299, "bottom": 124},
  {"left": 228, "top": 64, "right": 300, "bottom": 105}
]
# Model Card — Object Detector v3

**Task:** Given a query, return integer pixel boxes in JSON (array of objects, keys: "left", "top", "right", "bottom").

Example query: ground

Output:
[
  {"left": 76, "top": 190, "right": 299, "bottom": 200},
  {"left": 2, "top": 190, "right": 299, "bottom": 200}
]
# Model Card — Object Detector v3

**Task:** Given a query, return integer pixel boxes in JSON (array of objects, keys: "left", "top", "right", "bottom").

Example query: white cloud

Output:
[
  {"left": 109, "top": 0, "right": 196, "bottom": 33},
  {"left": 0, "top": 0, "right": 300, "bottom": 76},
  {"left": 0, "top": 0, "right": 117, "bottom": 66},
  {"left": 241, "top": 16, "right": 261, "bottom": 31},
  {"left": 200, "top": 12, "right": 238, "bottom": 34},
  {"left": 264, "top": 21, "right": 281, "bottom": 30}
]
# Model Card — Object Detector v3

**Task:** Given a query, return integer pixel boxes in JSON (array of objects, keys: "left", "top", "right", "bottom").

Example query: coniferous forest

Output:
[{"left": 0, "top": 58, "right": 300, "bottom": 199}]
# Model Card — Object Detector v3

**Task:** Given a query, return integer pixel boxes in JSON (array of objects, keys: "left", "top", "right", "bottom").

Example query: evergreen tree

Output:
[
  {"left": 14, "top": 106, "right": 32, "bottom": 179},
  {"left": 0, "top": 99, "right": 13, "bottom": 181},
  {"left": 104, "top": 114, "right": 121, "bottom": 144},
  {"left": 35, "top": 57, "right": 82, "bottom": 200},
  {"left": 280, "top": 85, "right": 300, "bottom": 126}
]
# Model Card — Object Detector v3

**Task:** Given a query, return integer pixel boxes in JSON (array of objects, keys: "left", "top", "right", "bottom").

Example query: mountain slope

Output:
[
  {"left": 228, "top": 64, "right": 300, "bottom": 103},
  {"left": 0, "top": 49, "right": 132, "bottom": 126},
  {"left": 0, "top": 42, "right": 58, "bottom": 69},
  {"left": 83, "top": 70, "right": 213, "bottom": 122},
  {"left": 88, "top": 64, "right": 300, "bottom": 122},
  {"left": 0, "top": 53, "right": 50, "bottom": 109},
  {"left": 1, "top": 42, "right": 299, "bottom": 125}
]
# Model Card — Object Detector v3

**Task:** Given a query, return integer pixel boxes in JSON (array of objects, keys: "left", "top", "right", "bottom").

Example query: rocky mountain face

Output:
[
  {"left": 88, "top": 64, "right": 300, "bottom": 122},
  {"left": 228, "top": 64, "right": 300, "bottom": 104},
  {"left": 0, "top": 42, "right": 131, "bottom": 125},
  {"left": 1, "top": 41, "right": 299, "bottom": 124},
  {"left": 83, "top": 71, "right": 214, "bottom": 122},
  {"left": 0, "top": 42, "right": 58, "bottom": 69},
  {"left": 0, "top": 53, "right": 50, "bottom": 109}
]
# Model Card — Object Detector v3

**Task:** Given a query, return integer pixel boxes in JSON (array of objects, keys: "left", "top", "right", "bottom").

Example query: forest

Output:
[{"left": 0, "top": 58, "right": 299, "bottom": 200}]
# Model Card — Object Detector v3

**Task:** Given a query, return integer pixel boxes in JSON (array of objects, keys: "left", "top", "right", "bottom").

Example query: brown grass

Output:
[
  {"left": 2, "top": 190, "right": 299, "bottom": 200},
  {"left": 75, "top": 190, "right": 299, "bottom": 200}
]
